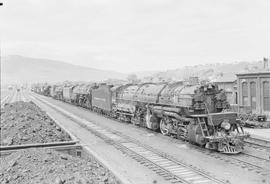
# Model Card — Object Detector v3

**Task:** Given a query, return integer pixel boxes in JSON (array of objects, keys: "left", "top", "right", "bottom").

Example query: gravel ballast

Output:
[
  {"left": 0, "top": 148, "right": 119, "bottom": 184},
  {"left": 0, "top": 101, "right": 71, "bottom": 146}
]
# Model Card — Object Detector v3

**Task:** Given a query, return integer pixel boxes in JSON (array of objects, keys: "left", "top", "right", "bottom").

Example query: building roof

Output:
[
  {"left": 211, "top": 73, "right": 236, "bottom": 83},
  {"left": 236, "top": 71, "right": 270, "bottom": 76}
]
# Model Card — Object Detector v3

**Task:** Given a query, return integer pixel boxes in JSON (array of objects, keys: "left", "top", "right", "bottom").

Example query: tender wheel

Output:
[{"left": 160, "top": 119, "right": 169, "bottom": 136}]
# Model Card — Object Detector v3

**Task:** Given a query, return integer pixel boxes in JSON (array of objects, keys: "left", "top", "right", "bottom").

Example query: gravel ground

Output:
[
  {"left": 0, "top": 101, "right": 71, "bottom": 146},
  {"left": 0, "top": 148, "right": 119, "bottom": 184}
]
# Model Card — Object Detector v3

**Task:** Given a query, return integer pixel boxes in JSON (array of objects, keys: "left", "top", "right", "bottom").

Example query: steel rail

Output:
[
  {"left": 30, "top": 91, "right": 270, "bottom": 178},
  {"left": 0, "top": 91, "right": 14, "bottom": 107},
  {"left": 244, "top": 137, "right": 270, "bottom": 149},
  {"left": 30, "top": 92, "right": 228, "bottom": 184},
  {"left": 0, "top": 95, "right": 10, "bottom": 107}
]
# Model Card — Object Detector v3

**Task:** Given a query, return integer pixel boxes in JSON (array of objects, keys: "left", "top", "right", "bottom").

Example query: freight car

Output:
[
  {"left": 52, "top": 85, "right": 64, "bottom": 101},
  {"left": 63, "top": 85, "right": 78, "bottom": 103},
  {"left": 31, "top": 83, "right": 51, "bottom": 96},
  {"left": 33, "top": 81, "right": 249, "bottom": 154}
]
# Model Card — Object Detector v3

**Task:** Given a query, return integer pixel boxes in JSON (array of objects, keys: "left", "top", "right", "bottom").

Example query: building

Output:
[
  {"left": 236, "top": 71, "right": 270, "bottom": 118},
  {"left": 212, "top": 73, "right": 237, "bottom": 104}
]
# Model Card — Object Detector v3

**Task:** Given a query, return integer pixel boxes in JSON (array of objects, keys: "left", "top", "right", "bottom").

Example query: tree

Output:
[{"left": 127, "top": 74, "right": 139, "bottom": 83}]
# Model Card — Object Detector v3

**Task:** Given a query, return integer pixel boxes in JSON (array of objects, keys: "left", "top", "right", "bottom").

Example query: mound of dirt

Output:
[
  {"left": 0, "top": 148, "right": 118, "bottom": 184},
  {"left": 0, "top": 101, "right": 71, "bottom": 146}
]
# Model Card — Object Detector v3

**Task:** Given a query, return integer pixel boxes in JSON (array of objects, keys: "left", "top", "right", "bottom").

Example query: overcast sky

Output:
[{"left": 1, "top": 0, "right": 270, "bottom": 73}]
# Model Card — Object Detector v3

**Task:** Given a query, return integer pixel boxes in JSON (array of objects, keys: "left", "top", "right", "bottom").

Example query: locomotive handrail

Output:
[{"left": 204, "top": 102, "right": 216, "bottom": 135}]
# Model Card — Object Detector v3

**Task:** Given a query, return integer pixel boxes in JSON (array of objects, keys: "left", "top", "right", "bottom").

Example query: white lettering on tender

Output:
[{"left": 94, "top": 97, "right": 106, "bottom": 102}]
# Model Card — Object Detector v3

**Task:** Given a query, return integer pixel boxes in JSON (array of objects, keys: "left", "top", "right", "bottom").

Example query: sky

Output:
[{"left": 1, "top": 0, "right": 270, "bottom": 73}]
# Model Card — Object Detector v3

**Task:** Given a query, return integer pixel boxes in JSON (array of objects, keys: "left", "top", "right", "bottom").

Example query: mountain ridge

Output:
[
  {"left": 1, "top": 55, "right": 268, "bottom": 85},
  {"left": 137, "top": 60, "right": 268, "bottom": 82},
  {"left": 1, "top": 55, "right": 126, "bottom": 84}
]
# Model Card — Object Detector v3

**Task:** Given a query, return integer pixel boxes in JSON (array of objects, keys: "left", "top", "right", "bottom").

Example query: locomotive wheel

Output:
[
  {"left": 177, "top": 127, "right": 187, "bottom": 141},
  {"left": 160, "top": 119, "right": 169, "bottom": 136}
]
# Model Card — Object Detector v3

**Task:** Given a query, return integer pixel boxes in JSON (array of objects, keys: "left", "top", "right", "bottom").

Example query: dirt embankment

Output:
[
  {"left": 0, "top": 101, "right": 119, "bottom": 183},
  {"left": 0, "top": 101, "right": 71, "bottom": 146},
  {"left": 0, "top": 148, "right": 119, "bottom": 184}
]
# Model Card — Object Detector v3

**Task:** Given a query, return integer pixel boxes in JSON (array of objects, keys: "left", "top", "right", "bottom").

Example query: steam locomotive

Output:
[{"left": 31, "top": 81, "right": 249, "bottom": 154}]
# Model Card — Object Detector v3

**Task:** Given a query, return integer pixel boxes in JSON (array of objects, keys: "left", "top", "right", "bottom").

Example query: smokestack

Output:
[{"left": 263, "top": 58, "right": 269, "bottom": 70}]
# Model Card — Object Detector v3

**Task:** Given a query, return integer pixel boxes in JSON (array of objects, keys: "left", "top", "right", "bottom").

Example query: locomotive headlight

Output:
[{"left": 221, "top": 120, "right": 231, "bottom": 130}]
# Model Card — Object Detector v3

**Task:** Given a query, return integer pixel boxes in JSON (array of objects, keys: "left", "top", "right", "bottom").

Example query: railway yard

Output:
[
  {"left": 2, "top": 1, "right": 270, "bottom": 183},
  {"left": 1, "top": 88, "right": 270, "bottom": 184}
]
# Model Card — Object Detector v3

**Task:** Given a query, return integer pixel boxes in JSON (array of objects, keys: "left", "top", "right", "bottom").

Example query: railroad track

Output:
[
  {"left": 20, "top": 90, "right": 27, "bottom": 102},
  {"left": 1, "top": 89, "right": 28, "bottom": 104},
  {"left": 164, "top": 135, "right": 270, "bottom": 178},
  {"left": 29, "top": 91, "right": 270, "bottom": 179},
  {"left": 1, "top": 91, "right": 14, "bottom": 107},
  {"left": 1, "top": 95, "right": 10, "bottom": 107},
  {"left": 241, "top": 134, "right": 270, "bottom": 164},
  {"left": 29, "top": 92, "right": 227, "bottom": 184},
  {"left": 10, "top": 90, "right": 18, "bottom": 103},
  {"left": 89, "top": 109, "right": 270, "bottom": 175},
  {"left": 95, "top": 105, "right": 270, "bottom": 176},
  {"left": 244, "top": 137, "right": 270, "bottom": 151}
]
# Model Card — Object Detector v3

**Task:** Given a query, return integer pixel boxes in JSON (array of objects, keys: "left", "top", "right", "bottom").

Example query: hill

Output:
[
  {"left": 1, "top": 55, "right": 126, "bottom": 84},
  {"left": 137, "top": 60, "right": 267, "bottom": 82}
]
